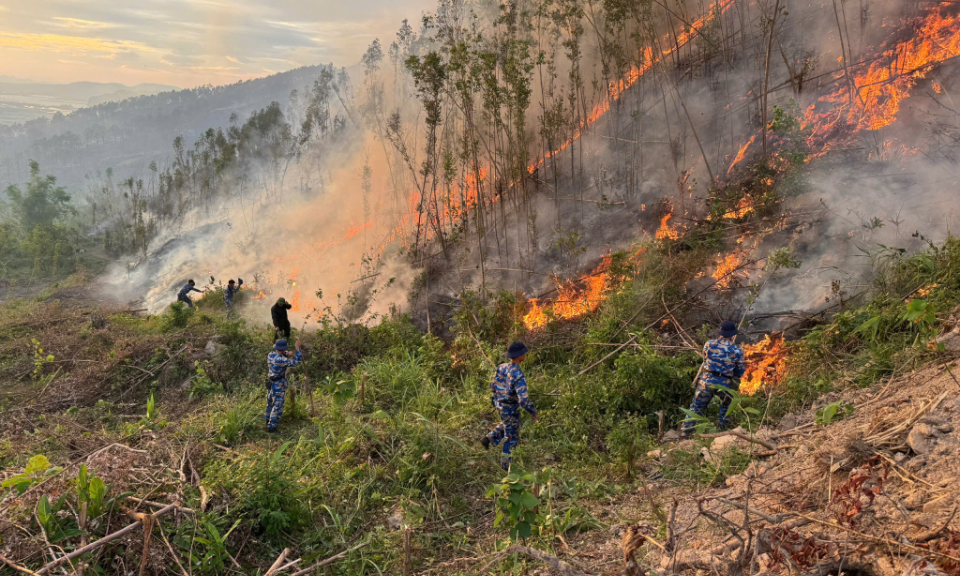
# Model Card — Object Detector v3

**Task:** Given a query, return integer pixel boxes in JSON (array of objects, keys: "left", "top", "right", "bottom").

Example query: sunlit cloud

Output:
[
  {"left": 0, "top": 0, "right": 437, "bottom": 86},
  {"left": 0, "top": 32, "right": 161, "bottom": 56},
  {"left": 50, "top": 18, "right": 119, "bottom": 31}
]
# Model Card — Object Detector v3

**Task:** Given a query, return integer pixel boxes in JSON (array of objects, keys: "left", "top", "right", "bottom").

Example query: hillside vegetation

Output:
[{"left": 1, "top": 230, "right": 958, "bottom": 575}]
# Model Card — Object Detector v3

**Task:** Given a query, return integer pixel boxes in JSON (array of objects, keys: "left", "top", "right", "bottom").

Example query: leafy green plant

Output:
[
  {"left": 324, "top": 374, "right": 356, "bottom": 406},
  {"left": 76, "top": 465, "right": 107, "bottom": 518},
  {"left": 189, "top": 361, "right": 221, "bottom": 400},
  {"left": 192, "top": 516, "right": 241, "bottom": 574},
  {"left": 488, "top": 470, "right": 544, "bottom": 541},
  {"left": 679, "top": 408, "right": 717, "bottom": 435},
  {"left": 815, "top": 401, "right": 854, "bottom": 426},
  {"left": 206, "top": 441, "right": 307, "bottom": 539},
  {"left": 2, "top": 454, "right": 61, "bottom": 494},
  {"left": 37, "top": 494, "right": 86, "bottom": 543},
  {"left": 162, "top": 301, "right": 193, "bottom": 331},
  {"left": 31, "top": 338, "right": 55, "bottom": 381}
]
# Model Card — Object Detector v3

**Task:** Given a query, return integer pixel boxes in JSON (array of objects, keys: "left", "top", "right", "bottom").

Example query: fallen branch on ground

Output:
[
  {"left": 289, "top": 541, "right": 370, "bottom": 576},
  {"left": 127, "top": 497, "right": 194, "bottom": 514},
  {"left": 36, "top": 503, "right": 179, "bottom": 575},
  {"left": 0, "top": 554, "right": 39, "bottom": 576},
  {"left": 264, "top": 548, "right": 290, "bottom": 576},
  {"left": 914, "top": 504, "right": 958, "bottom": 543}
]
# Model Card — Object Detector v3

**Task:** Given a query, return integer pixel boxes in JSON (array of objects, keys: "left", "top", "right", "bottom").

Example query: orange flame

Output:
[
  {"left": 289, "top": 289, "right": 301, "bottom": 312},
  {"left": 713, "top": 252, "right": 747, "bottom": 288},
  {"left": 522, "top": 256, "right": 618, "bottom": 330},
  {"left": 344, "top": 221, "right": 372, "bottom": 240},
  {"left": 740, "top": 334, "right": 790, "bottom": 396},
  {"left": 727, "top": 135, "right": 756, "bottom": 175},
  {"left": 723, "top": 197, "right": 755, "bottom": 220},
  {"left": 805, "top": 7, "right": 960, "bottom": 154},
  {"left": 656, "top": 212, "right": 680, "bottom": 240}
]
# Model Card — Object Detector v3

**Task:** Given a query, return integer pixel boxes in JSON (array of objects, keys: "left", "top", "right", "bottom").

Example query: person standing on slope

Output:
[
  {"left": 272, "top": 297, "right": 293, "bottom": 340},
  {"left": 265, "top": 338, "right": 302, "bottom": 433},
  {"left": 681, "top": 320, "right": 746, "bottom": 436},
  {"left": 177, "top": 279, "right": 202, "bottom": 308},
  {"left": 223, "top": 278, "right": 243, "bottom": 318},
  {"left": 480, "top": 342, "right": 538, "bottom": 471}
]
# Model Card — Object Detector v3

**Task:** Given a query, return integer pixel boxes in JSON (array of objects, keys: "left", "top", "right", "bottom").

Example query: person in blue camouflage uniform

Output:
[
  {"left": 480, "top": 342, "right": 539, "bottom": 471},
  {"left": 224, "top": 278, "right": 243, "bottom": 318},
  {"left": 682, "top": 321, "right": 746, "bottom": 436},
  {"left": 265, "top": 338, "right": 302, "bottom": 433},
  {"left": 178, "top": 280, "right": 202, "bottom": 308}
]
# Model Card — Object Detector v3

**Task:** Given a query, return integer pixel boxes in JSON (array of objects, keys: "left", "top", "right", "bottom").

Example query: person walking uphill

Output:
[
  {"left": 272, "top": 297, "right": 293, "bottom": 339},
  {"left": 224, "top": 278, "right": 243, "bottom": 318},
  {"left": 177, "top": 280, "right": 202, "bottom": 308},
  {"left": 681, "top": 321, "right": 746, "bottom": 436},
  {"left": 480, "top": 342, "right": 538, "bottom": 471},
  {"left": 265, "top": 338, "right": 302, "bottom": 433}
]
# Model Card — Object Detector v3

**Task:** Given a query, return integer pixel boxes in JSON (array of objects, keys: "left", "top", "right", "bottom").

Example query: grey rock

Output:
[
  {"left": 908, "top": 422, "right": 940, "bottom": 455},
  {"left": 386, "top": 511, "right": 403, "bottom": 530},
  {"left": 204, "top": 339, "right": 225, "bottom": 356},
  {"left": 663, "top": 430, "right": 682, "bottom": 441}
]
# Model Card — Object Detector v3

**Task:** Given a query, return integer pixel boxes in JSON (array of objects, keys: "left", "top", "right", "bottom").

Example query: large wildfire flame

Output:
[
  {"left": 722, "top": 6, "right": 960, "bottom": 171},
  {"left": 740, "top": 333, "right": 790, "bottom": 396},
  {"left": 522, "top": 256, "right": 616, "bottom": 330},
  {"left": 806, "top": 5, "right": 960, "bottom": 152}
]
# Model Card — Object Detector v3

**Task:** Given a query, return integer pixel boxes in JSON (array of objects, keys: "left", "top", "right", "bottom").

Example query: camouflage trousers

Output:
[
  {"left": 682, "top": 378, "right": 737, "bottom": 433},
  {"left": 265, "top": 380, "right": 288, "bottom": 429},
  {"left": 486, "top": 404, "right": 521, "bottom": 471}
]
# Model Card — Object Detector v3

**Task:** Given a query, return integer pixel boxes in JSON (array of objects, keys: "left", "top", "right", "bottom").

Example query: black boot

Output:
[{"left": 480, "top": 436, "right": 491, "bottom": 450}]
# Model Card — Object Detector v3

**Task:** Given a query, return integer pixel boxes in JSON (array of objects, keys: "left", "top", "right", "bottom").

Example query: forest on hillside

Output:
[{"left": 2, "top": 0, "right": 960, "bottom": 574}]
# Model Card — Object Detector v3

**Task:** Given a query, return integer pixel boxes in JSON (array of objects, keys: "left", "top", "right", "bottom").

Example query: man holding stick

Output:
[
  {"left": 681, "top": 321, "right": 746, "bottom": 436},
  {"left": 265, "top": 338, "right": 302, "bottom": 433}
]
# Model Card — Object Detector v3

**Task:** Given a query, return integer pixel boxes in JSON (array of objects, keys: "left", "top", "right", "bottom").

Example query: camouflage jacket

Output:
[
  {"left": 490, "top": 362, "right": 537, "bottom": 415},
  {"left": 267, "top": 350, "right": 303, "bottom": 384},
  {"left": 699, "top": 337, "right": 746, "bottom": 388}
]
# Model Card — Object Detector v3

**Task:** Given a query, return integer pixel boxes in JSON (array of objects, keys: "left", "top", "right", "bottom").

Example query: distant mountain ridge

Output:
[
  {"left": 0, "top": 81, "right": 177, "bottom": 102},
  {"left": 0, "top": 64, "right": 335, "bottom": 192}
]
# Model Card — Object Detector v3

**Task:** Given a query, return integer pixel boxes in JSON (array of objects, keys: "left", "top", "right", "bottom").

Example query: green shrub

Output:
[
  {"left": 162, "top": 302, "right": 193, "bottom": 331},
  {"left": 205, "top": 441, "right": 307, "bottom": 538}
]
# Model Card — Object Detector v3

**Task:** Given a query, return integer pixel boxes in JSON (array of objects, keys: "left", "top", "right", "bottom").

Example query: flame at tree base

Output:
[
  {"left": 523, "top": 256, "right": 616, "bottom": 330},
  {"left": 740, "top": 333, "right": 790, "bottom": 396}
]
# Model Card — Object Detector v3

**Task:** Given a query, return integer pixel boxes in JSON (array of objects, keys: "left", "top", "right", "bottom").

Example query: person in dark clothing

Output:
[
  {"left": 177, "top": 280, "right": 202, "bottom": 308},
  {"left": 224, "top": 278, "right": 243, "bottom": 318},
  {"left": 271, "top": 297, "right": 293, "bottom": 339}
]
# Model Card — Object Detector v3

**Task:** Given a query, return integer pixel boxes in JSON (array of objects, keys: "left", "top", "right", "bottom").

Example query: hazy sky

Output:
[{"left": 0, "top": 0, "right": 435, "bottom": 88}]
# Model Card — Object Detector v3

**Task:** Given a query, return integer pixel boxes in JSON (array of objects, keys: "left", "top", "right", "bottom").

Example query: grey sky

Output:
[{"left": 0, "top": 0, "right": 435, "bottom": 87}]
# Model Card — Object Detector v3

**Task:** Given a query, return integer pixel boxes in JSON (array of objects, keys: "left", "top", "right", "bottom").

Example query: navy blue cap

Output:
[
  {"left": 274, "top": 339, "right": 289, "bottom": 351},
  {"left": 506, "top": 341, "right": 529, "bottom": 359},
  {"left": 718, "top": 321, "right": 739, "bottom": 337}
]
